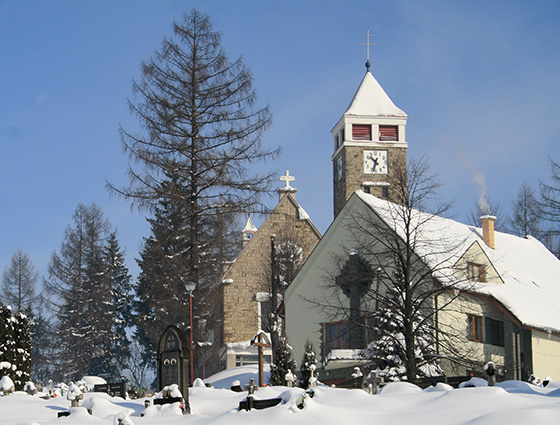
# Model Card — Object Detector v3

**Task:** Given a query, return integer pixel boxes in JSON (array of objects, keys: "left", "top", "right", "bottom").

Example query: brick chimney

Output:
[{"left": 480, "top": 215, "right": 496, "bottom": 249}]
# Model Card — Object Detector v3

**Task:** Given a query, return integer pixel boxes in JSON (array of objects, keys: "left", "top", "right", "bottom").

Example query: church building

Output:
[{"left": 203, "top": 172, "right": 321, "bottom": 374}]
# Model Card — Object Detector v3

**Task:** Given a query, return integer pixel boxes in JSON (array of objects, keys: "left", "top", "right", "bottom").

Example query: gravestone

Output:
[
  {"left": 93, "top": 382, "right": 127, "bottom": 398},
  {"left": 157, "top": 325, "right": 190, "bottom": 412}
]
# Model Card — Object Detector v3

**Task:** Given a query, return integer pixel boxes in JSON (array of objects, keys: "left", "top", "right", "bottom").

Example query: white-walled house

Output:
[{"left": 284, "top": 191, "right": 560, "bottom": 384}]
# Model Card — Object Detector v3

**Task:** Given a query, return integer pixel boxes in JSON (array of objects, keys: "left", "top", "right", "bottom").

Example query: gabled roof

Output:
[
  {"left": 344, "top": 71, "right": 407, "bottom": 118},
  {"left": 355, "top": 191, "right": 560, "bottom": 334},
  {"left": 221, "top": 193, "right": 322, "bottom": 280}
]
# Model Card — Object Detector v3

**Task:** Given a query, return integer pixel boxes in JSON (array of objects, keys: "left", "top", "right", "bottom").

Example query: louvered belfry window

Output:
[
  {"left": 352, "top": 124, "right": 372, "bottom": 141},
  {"left": 379, "top": 125, "right": 398, "bottom": 141}
]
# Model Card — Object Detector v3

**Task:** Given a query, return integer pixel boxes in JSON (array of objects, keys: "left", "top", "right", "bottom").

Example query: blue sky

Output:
[{"left": 1, "top": 1, "right": 559, "bottom": 282}]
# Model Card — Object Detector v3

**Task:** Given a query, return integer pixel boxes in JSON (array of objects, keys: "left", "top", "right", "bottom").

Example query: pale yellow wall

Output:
[
  {"left": 531, "top": 330, "right": 560, "bottom": 380},
  {"left": 437, "top": 291, "right": 505, "bottom": 375}
]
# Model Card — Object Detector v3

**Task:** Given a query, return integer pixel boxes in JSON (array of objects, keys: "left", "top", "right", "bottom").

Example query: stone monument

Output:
[{"left": 157, "top": 325, "right": 190, "bottom": 409}]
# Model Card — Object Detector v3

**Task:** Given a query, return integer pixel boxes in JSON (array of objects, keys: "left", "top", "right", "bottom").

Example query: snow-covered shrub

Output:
[{"left": 363, "top": 300, "right": 442, "bottom": 382}]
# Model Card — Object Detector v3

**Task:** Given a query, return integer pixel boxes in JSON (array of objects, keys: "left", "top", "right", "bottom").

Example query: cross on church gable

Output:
[{"left": 280, "top": 170, "right": 295, "bottom": 189}]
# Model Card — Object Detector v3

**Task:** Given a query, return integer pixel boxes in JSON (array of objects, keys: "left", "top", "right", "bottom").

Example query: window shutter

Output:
[
  {"left": 352, "top": 124, "right": 372, "bottom": 141},
  {"left": 379, "top": 125, "right": 398, "bottom": 141},
  {"left": 484, "top": 317, "right": 492, "bottom": 344}
]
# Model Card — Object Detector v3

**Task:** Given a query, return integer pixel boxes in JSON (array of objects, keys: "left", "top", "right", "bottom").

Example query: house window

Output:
[
  {"left": 325, "top": 320, "right": 349, "bottom": 354},
  {"left": 467, "top": 262, "right": 484, "bottom": 282},
  {"left": 468, "top": 314, "right": 483, "bottom": 342},
  {"left": 379, "top": 125, "right": 398, "bottom": 141},
  {"left": 485, "top": 317, "right": 504, "bottom": 346},
  {"left": 352, "top": 124, "right": 372, "bottom": 141}
]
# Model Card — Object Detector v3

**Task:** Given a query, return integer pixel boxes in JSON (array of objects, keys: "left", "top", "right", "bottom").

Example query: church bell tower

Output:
[{"left": 332, "top": 44, "right": 408, "bottom": 217}]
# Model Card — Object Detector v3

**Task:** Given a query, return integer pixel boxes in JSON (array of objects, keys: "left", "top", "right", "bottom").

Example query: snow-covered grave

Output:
[{"left": 1, "top": 366, "right": 560, "bottom": 424}]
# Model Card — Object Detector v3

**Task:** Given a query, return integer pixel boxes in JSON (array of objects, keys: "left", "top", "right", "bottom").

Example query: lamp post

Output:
[
  {"left": 185, "top": 281, "right": 196, "bottom": 386},
  {"left": 270, "top": 235, "right": 278, "bottom": 362}
]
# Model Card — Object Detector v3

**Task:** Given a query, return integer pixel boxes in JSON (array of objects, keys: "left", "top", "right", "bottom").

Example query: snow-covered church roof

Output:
[
  {"left": 356, "top": 191, "right": 560, "bottom": 334},
  {"left": 344, "top": 71, "right": 407, "bottom": 118}
]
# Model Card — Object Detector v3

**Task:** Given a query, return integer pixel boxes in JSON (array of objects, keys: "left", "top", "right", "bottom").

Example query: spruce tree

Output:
[
  {"left": 104, "top": 232, "right": 133, "bottom": 375},
  {"left": 363, "top": 300, "right": 443, "bottom": 382},
  {"left": 12, "top": 311, "right": 31, "bottom": 389},
  {"left": 133, "top": 194, "right": 192, "bottom": 362},
  {"left": 300, "top": 340, "right": 317, "bottom": 389},
  {"left": 44, "top": 203, "right": 116, "bottom": 380},
  {"left": 269, "top": 335, "right": 297, "bottom": 386},
  {"left": 0, "top": 303, "right": 15, "bottom": 381},
  {"left": 0, "top": 303, "right": 31, "bottom": 390}
]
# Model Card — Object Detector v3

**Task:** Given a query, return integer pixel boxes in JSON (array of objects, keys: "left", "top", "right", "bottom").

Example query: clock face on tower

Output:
[{"left": 364, "top": 150, "right": 388, "bottom": 174}]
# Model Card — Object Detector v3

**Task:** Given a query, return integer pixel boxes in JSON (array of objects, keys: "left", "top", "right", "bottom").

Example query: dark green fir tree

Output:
[
  {"left": 300, "top": 340, "right": 317, "bottom": 389},
  {"left": 269, "top": 335, "right": 297, "bottom": 386}
]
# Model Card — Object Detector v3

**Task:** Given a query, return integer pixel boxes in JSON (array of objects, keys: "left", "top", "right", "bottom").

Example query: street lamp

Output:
[{"left": 185, "top": 280, "right": 196, "bottom": 386}]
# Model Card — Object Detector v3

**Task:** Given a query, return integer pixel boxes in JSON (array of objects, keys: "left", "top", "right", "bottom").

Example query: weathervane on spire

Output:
[{"left": 362, "top": 29, "right": 374, "bottom": 71}]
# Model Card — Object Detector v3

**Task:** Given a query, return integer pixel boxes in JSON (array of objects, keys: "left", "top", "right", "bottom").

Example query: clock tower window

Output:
[
  {"left": 352, "top": 124, "right": 372, "bottom": 141},
  {"left": 382, "top": 186, "right": 389, "bottom": 198},
  {"left": 379, "top": 125, "right": 398, "bottom": 141}
]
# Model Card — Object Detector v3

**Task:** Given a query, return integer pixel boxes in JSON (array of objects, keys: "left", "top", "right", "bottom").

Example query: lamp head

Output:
[{"left": 185, "top": 281, "right": 196, "bottom": 294}]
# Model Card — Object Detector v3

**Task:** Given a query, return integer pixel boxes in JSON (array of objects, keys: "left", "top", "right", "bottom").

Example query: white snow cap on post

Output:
[
  {"left": 67, "top": 382, "right": 83, "bottom": 400},
  {"left": 0, "top": 375, "right": 15, "bottom": 392}
]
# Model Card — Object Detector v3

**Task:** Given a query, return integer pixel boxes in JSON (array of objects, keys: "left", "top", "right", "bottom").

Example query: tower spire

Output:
[{"left": 362, "top": 29, "right": 374, "bottom": 71}]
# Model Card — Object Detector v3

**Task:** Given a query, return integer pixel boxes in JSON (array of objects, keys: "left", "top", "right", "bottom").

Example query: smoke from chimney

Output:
[{"left": 472, "top": 171, "right": 490, "bottom": 215}]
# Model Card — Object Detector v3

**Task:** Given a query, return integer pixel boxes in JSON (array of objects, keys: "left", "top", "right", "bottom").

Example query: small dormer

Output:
[{"left": 454, "top": 241, "right": 504, "bottom": 284}]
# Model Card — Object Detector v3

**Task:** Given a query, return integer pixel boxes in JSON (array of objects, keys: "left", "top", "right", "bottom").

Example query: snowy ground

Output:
[{"left": 1, "top": 367, "right": 560, "bottom": 425}]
